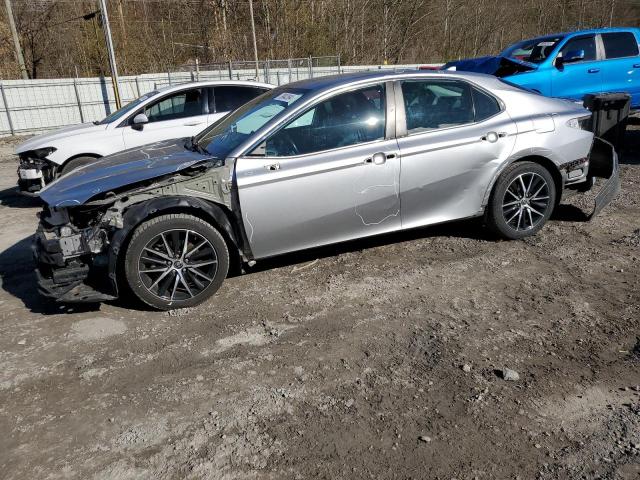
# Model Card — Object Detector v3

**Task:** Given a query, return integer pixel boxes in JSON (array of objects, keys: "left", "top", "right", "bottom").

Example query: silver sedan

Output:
[{"left": 36, "top": 70, "right": 619, "bottom": 309}]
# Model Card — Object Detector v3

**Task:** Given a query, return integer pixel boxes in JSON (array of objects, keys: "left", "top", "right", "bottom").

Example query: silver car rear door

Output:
[
  {"left": 235, "top": 82, "right": 401, "bottom": 259},
  {"left": 395, "top": 78, "right": 517, "bottom": 229}
]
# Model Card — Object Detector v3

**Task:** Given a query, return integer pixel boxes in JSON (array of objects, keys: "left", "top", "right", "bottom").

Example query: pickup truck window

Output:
[
  {"left": 559, "top": 35, "right": 597, "bottom": 62},
  {"left": 602, "top": 32, "right": 639, "bottom": 59},
  {"left": 501, "top": 36, "right": 564, "bottom": 64}
]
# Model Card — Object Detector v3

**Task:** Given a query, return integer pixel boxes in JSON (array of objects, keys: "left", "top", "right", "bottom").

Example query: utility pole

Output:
[
  {"left": 4, "top": 0, "right": 28, "bottom": 79},
  {"left": 248, "top": 0, "right": 259, "bottom": 80},
  {"left": 98, "top": 0, "right": 122, "bottom": 109}
]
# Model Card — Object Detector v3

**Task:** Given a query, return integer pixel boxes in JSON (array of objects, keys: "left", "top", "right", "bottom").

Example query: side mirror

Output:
[
  {"left": 132, "top": 113, "right": 149, "bottom": 131},
  {"left": 562, "top": 49, "right": 585, "bottom": 64}
]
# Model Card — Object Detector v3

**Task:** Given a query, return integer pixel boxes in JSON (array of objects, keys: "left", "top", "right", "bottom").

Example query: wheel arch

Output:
[
  {"left": 58, "top": 153, "right": 102, "bottom": 174},
  {"left": 482, "top": 154, "right": 563, "bottom": 210},
  {"left": 107, "top": 196, "right": 246, "bottom": 297}
]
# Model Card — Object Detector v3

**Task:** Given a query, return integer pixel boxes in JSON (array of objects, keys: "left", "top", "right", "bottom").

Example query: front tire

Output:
[
  {"left": 124, "top": 214, "right": 229, "bottom": 310},
  {"left": 486, "top": 161, "right": 556, "bottom": 239},
  {"left": 60, "top": 156, "right": 97, "bottom": 176}
]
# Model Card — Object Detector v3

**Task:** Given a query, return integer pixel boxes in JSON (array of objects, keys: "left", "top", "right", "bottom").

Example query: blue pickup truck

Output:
[{"left": 444, "top": 27, "right": 640, "bottom": 109}]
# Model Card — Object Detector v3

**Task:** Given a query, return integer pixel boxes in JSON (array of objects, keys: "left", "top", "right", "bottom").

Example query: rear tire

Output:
[
  {"left": 59, "top": 156, "right": 97, "bottom": 176},
  {"left": 124, "top": 214, "right": 229, "bottom": 310},
  {"left": 486, "top": 161, "right": 556, "bottom": 239}
]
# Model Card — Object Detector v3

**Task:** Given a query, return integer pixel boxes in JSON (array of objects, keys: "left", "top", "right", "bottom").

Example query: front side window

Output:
[
  {"left": 212, "top": 86, "right": 269, "bottom": 113},
  {"left": 559, "top": 35, "right": 597, "bottom": 62},
  {"left": 602, "top": 32, "right": 639, "bottom": 59},
  {"left": 401, "top": 80, "right": 475, "bottom": 133},
  {"left": 101, "top": 91, "right": 158, "bottom": 125},
  {"left": 145, "top": 88, "right": 204, "bottom": 123},
  {"left": 260, "top": 84, "right": 386, "bottom": 157}
]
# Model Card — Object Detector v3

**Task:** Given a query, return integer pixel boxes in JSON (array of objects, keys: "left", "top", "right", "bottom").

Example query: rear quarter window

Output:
[
  {"left": 602, "top": 32, "right": 639, "bottom": 59},
  {"left": 472, "top": 88, "right": 501, "bottom": 121}
]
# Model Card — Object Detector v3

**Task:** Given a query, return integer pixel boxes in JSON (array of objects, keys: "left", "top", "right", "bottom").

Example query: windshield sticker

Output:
[
  {"left": 274, "top": 92, "right": 302, "bottom": 104},
  {"left": 537, "top": 41, "right": 556, "bottom": 47}
]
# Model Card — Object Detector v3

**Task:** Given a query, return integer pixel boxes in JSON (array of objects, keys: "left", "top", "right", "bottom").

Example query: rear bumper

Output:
[{"left": 587, "top": 137, "right": 620, "bottom": 219}]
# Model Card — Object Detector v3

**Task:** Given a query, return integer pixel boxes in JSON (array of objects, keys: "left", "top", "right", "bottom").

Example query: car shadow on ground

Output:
[
  {"left": 0, "top": 186, "right": 42, "bottom": 208},
  {"left": 0, "top": 236, "right": 99, "bottom": 315}
]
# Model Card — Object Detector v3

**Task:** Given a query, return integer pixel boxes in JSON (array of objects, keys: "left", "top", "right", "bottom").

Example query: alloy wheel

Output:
[
  {"left": 137, "top": 229, "right": 218, "bottom": 302},
  {"left": 502, "top": 172, "right": 551, "bottom": 231}
]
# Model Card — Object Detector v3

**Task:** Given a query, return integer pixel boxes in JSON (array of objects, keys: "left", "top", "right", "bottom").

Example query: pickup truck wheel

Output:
[
  {"left": 124, "top": 214, "right": 229, "bottom": 310},
  {"left": 60, "top": 156, "right": 96, "bottom": 176},
  {"left": 486, "top": 161, "right": 556, "bottom": 239}
]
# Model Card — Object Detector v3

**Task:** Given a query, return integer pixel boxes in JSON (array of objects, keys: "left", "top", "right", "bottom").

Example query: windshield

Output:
[
  {"left": 95, "top": 91, "right": 158, "bottom": 125},
  {"left": 195, "top": 88, "right": 310, "bottom": 158},
  {"left": 501, "top": 35, "right": 564, "bottom": 64}
]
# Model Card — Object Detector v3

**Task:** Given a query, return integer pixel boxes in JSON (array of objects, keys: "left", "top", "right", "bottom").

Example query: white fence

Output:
[{"left": 0, "top": 59, "right": 428, "bottom": 137}]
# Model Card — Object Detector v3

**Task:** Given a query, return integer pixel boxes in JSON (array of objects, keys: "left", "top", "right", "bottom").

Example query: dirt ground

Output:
[{"left": 0, "top": 127, "right": 638, "bottom": 480}]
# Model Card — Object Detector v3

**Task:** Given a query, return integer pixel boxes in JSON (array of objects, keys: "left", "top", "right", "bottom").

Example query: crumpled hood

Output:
[
  {"left": 15, "top": 122, "right": 108, "bottom": 154},
  {"left": 39, "top": 139, "right": 213, "bottom": 207},
  {"left": 441, "top": 55, "right": 538, "bottom": 76}
]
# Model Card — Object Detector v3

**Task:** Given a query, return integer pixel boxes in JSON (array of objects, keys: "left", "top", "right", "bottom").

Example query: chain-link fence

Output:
[{"left": 0, "top": 56, "right": 428, "bottom": 136}]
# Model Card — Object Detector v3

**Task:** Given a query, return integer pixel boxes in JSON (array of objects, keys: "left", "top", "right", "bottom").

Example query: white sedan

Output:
[{"left": 15, "top": 80, "right": 273, "bottom": 194}]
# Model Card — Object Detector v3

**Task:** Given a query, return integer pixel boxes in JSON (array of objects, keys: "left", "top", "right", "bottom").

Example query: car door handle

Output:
[
  {"left": 264, "top": 162, "right": 280, "bottom": 171},
  {"left": 587, "top": 68, "right": 600, "bottom": 73},
  {"left": 183, "top": 121, "right": 205, "bottom": 126},
  {"left": 633, "top": 64, "right": 640, "bottom": 68},
  {"left": 480, "top": 131, "right": 506, "bottom": 142},
  {"left": 364, "top": 152, "right": 395, "bottom": 165}
]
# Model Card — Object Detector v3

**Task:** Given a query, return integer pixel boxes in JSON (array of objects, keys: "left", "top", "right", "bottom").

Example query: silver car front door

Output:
[
  {"left": 396, "top": 79, "right": 517, "bottom": 229},
  {"left": 235, "top": 83, "right": 401, "bottom": 259}
]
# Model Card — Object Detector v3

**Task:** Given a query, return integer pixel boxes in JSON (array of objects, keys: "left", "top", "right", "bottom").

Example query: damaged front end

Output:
[
  {"left": 18, "top": 148, "right": 57, "bottom": 195},
  {"left": 32, "top": 138, "right": 241, "bottom": 304},
  {"left": 34, "top": 205, "right": 115, "bottom": 302}
]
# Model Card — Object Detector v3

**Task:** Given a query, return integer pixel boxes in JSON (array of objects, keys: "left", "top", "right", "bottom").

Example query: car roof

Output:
[
  {"left": 279, "top": 69, "right": 501, "bottom": 93},
  {"left": 155, "top": 80, "right": 274, "bottom": 94},
  {"left": 523, "top": 27, "right": 639, "bottom": 40}
]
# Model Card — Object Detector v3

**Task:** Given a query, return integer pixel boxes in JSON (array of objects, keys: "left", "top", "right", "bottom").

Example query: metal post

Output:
[
  {"left": 276, "top": 70, "right": 280, "bottom": 86},
  {"left": 248, "top": 0, "right": 259, "bottom": 79},
  {"left": 98, "top": 0, "right": 122, "bottom": 109},
  {"left": 228, "top": 61, "right": 233, "bottom": 80},
  {"left": 308, "top": 56, "right": 313, "bottom": 79},
  {"left": 167, "top": 71, "right": 172, "bottom": 85},
  {"left": 264, "top": 60, "right": 269, "bottom": 84},
  {"left": 0, "top": 83, "right": 15, "bottom": 136},
  {"left": 287, "top": 58, "right": 292, "bottom": 82},
  {"left": 135, "top": 76, "right": 141, "bottom": 96},
  {"left": 337, "top": 54, "right": 341, "bottom": 74},
  {"left": 73, "top": 77, "right": 85, "bottom": 123},
  {"left": 195, "top": 58, "right": 200, "bottom": 81},
  {"left": 3, "top": 0, "right": 28, "bottom": 80}
]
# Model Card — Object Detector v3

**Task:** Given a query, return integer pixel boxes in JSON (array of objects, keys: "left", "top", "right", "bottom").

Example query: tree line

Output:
[{"left": 0, "top": 0, "right": 637, "bottom": 79}]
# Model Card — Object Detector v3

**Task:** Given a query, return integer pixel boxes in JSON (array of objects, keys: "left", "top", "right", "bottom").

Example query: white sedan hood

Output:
[{"left": 15, "top": 122, "right": 108, "bottom": 154}]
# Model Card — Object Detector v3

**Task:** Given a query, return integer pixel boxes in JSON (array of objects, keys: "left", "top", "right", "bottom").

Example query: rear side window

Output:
[
  {"left": 602, "top": 32, "right": 639, "bottom": 59},
  {"left": 559, "top": 35, "right": 597, "bottom": 62},
  {"left": 212, "top": 86, "right": 268, "bottom": 113},
  {"left": 401, "top": 80, "right": 475, "bottom": 133},
  {"left": 472, "top": 88, "right": 501, "bottom": 121},
  {"left": 144, "top": 88, "right": 204, "bottom": 123}
]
